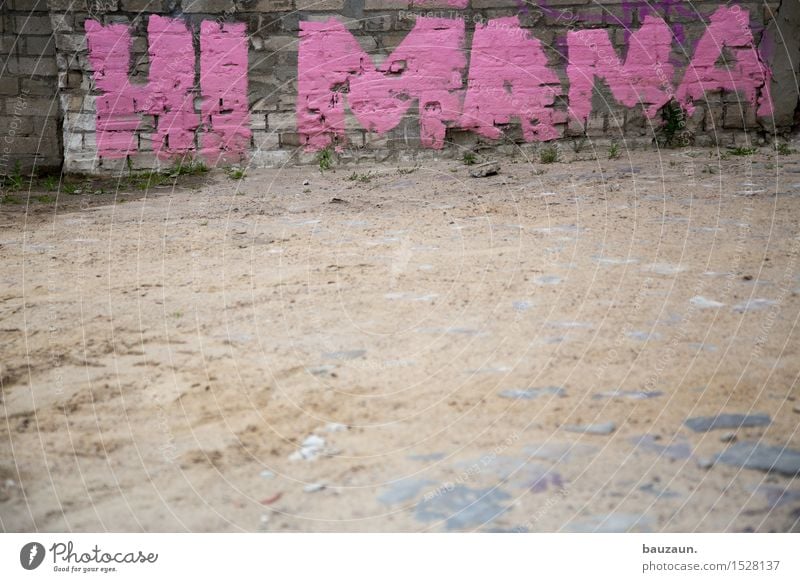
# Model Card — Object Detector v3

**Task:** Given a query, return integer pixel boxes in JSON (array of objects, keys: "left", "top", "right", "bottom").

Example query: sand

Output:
[{"left": 1, "top": 148, "right": 799, "bottom": 532}]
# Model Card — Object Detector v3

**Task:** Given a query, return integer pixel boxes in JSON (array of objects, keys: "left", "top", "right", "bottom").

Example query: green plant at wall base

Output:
[
  {"left": 608, "top": 142, "right": 620, "bottom": 159},
  {"left": 657, "top": 100, "right": 690, "bottom": 147},
  {"left": 42, "top": 175, "right": 58, "bottom": 191},
  {"left": 1, "top": 194, "right": 21, "bottom": 205},
  {"left": 317, "top": 147, "right": 333, "bottom": 171},
  {"left": 348, "top": 171, "right": 374, "bottom": 183},
  {"left": 729, "top": 146, "right": 758, "bottom": 156},
  {"left": 539, "top": 146, "right": 558, "bottom": 164},
  {"left": 62, "top": 182, "right": 79, "bottom": 195},
  {"left": 776, "top": 142, "right": 793, "bottom": 155},
  {"left": 4, "top": 161, "right": 25, "bottom": 192},
  {"left": 170, "top": 158, "right": 208, "bottom": 176},
  {"left": 226, "top": 166, "right": 246, "bottom": 180},
  {"left": 462, "top": 151, "right": 477, "bottom": 165}
]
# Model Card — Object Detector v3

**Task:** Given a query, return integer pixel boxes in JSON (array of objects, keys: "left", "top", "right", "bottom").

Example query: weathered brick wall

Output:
[
  {"left": 5, "top": 1, "right": 799, "bottom": 173},
  {"left": 1, "top": 0, "right": 61, "bottom": 176}
]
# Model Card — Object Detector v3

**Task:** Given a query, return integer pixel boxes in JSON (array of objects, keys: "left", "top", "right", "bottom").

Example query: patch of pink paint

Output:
[
  {"left": 676, "top": 6, "right": 772, "bottom": 117},
  {"left": 297, "top": 17, "right": 466, "bottom": 150},
  {"left": 566, "top": 15, "right": 674, "bottom": 125},
  {"left": 199, "top": 21, "right": 251, "bottom": 164},
  {"left": 460, "top": 17, "right": 565, "bottom": 142},
  {"left": 86, "top": 16, "right": 197, "bottom": 159},
  {"left": 410, "top": 0, "right": 469, "bottom": 8},
  {"left": 85, "top": 21, "right": 143, "bottom": 157}
]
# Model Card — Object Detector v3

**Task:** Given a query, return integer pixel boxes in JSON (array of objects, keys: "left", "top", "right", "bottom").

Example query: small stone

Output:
[
  {"left": 714, "top": 441, "right": 800, "bottom": 476},
  {"left": 733, "top": 298, "right": 776, "bottom": 312},
  {"left": 593, "top": 390, "right": 663, "bottom": 400},
  {"left": 260, "top": 469, "right": 275, "bottom": 479},
  {"left": 696, "top": 457, "right": 714, "bottom": 470},
  {"left": 289, "top": 434, "right": 327, "bottom": 461},
  {"left": 469, "top": 161, "right": 500, "bottom": 178},
  {"left": 563, "top": 422, "right": 616, "bottom": 435},
  {"left": 684, "top": 413, "right": 771, "bottom": 432},
  {"left": 499, "top": 386, "right": 566, "bottom": 400},
  {"left": 720, "top": 431, "right": 737, "bottom": 443},
  {"left": 303, "top": 483, "right": 326, "bottom": 493},
  {"left": 322, "top": 349, "right": 366, "bottom": 360},
  {"left": 630, "top": 434, "right": 692, "bottom": 460},
  {"left": 303, "top": 180, "right": 310, "bottom": 186},
  {"left": 323, "top": 422, "right": 348, "bottom": 433},
  {"left": 793, "top": 404, "right": 800, "bottom": 414},
  {"left": 690, "top": 296, "right": 725, "bottom": 308}
]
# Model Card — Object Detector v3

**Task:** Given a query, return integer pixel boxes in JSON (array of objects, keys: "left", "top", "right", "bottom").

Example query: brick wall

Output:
[
  {"left": 2, "top": 1, "right": 799, "bottom": 174},
  {"left": 1, "top": 0, "right": 61, "bottom": 176}
]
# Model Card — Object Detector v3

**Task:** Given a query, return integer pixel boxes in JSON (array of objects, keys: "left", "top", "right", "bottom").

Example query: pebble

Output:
[
  {"left": 645, "top": 263, "right": 688, "bottom": 276},
  {"left": 289, "top": 435, "right": 328, "bottom": 461},
  {"left": 525, "top": 442, "right": 597, "bottom": 462},
  {"left": 593, "top": 390, "right": 663, "bottom": 400},
  {"left": 563, "top": 422, "right": 616, "bottom": 435},
  {"left": 696, "top": 457, "right": 714, "bottom": 470},
  {"left": 793, "top": 404, "right": 800, "bottom": 414},
  {"left": 469, "top": 161, "right": 500, "bottom": 178},
  {"left": 499, "top": 386, "right": 566, "bottom": 400},
  {"left": 408, "top": 452, "right": 446, "bottom": 462},
  {"left": 323, "top": 422, "right": 347, "bottom": 433},
  {"left": 630, "top": 434, "right": 692, "bottom": 460},
  {"left": 534, "top": 275, "right": 562, "bottom": 285},
  {"left": 733, "top": 298, "right": 777, "bottom": 312},
  {"left": 748, "top": 484, "right": 800, "bottom": 508},
  {"left": 593, "top": 256, "right": 639, "bottom": 266},
  {"left": 684, "top": 413, "right": 771, "bottom": 433},
  {"left": 626, "top": 331, "right": 662, "bottom": 341},
  {"left": 259, "top": 469, "right": 275, "bottom": 479},
  {"left": 322, "top": 349, "right": 366, "bottom": 360},
  {"left": 303, "top": 483, "right": 326, "bottom": 493},
  {"left": 714, "top": 441, "right": 800, "bottom": 476},
  {"left": 690, "top": 296, "right": 726, "bottom": 308},
  {"left": 720, "top": 431, "right": 737, "bottom": 443}
]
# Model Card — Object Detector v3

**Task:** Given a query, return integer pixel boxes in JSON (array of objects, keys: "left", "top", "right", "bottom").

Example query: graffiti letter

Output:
[
  {"left": 460, "top": 17, "right": 564, "bottom": 142},
  {"left": 297, "top": 17, "right": 466, "bottom": 150},
  {"left": 199, "top": 21, "right": 251, "bottom": 164},
  {"left": 567, "top": 15, "right": 674, "bottom": 125},
  {"left": 86, "top": 16, "right": 197, "bottom": 158},
  {"left": 86, "top": 16, "right": 250, "bottom": 161},
  {"left": 676, "top": 6, "right": 772, "bottom": 117}
]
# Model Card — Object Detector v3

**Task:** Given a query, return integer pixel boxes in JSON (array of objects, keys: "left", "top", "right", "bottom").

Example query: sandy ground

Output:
[{"left": 1, "top": 148, "right": 799, "bottom": 532}]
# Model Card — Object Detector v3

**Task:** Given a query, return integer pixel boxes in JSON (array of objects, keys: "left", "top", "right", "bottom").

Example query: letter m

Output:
[{"left": 297, "top": 18, "right": 465, "bottom": 151}]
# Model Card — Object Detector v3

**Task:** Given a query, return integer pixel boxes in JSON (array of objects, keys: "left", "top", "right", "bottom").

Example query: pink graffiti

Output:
[
  {"left": 85, "top": 16, "right": 250, "bottom": 161},
  {"left": 461, "top": 17, "right": 564, "bottom": 141},
  {"left": 297, "top": 17, "right": 466, "bottom": 150},
  {"left": 567, "top": 15, "right": 674, "bottom": 125},
  {"left": 411, "top": 0, "right": 468, "bottom": 7},
  {"left": 676, "top": 6, "right": 773, "bottom": 117},
  {"left": 199, "top": 21, "right": 251, "bottom": 164}
]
